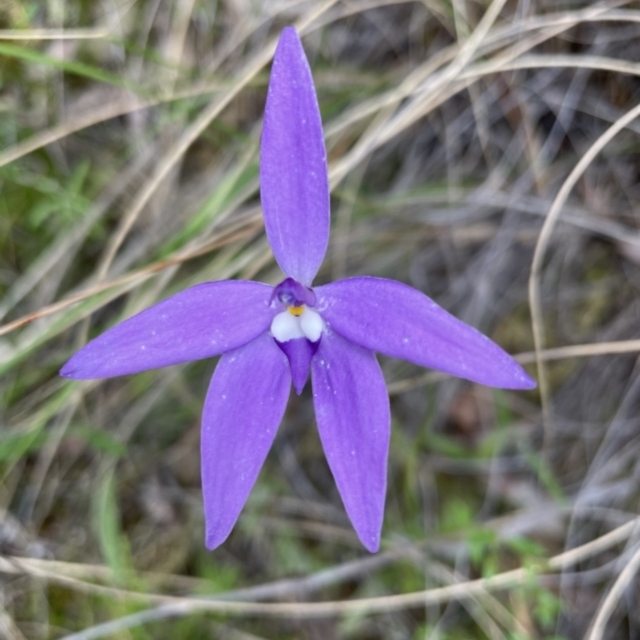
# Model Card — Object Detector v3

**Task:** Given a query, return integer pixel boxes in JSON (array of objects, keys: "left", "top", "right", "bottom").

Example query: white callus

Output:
[
  {"left": 299, "top": 307, "right": 323, "bottom": 341},
  {"left": 271, "top": 307, "right": 324, "bottom": 343}
]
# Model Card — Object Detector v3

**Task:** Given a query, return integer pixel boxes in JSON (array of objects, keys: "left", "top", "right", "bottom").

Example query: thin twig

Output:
[
  {"left": 0, "top": 219, "right": 262, "bottom": 338},
  {"left": 387, "top": 340, "right": 640, "bottom": 395},
  {"left": 586, "top": 544, "right": 640, "bottom": 640},
  {"left": 0, "top": 28, "right": 109, "bottom": 40},
  {"left": 0, "top": 518, "right": 634, "bottom": 637},
  {"left": 92, "top": 0, "right": 340, "bottom": 281},
  {"left": 528, "top": 101, "right": 640, "bottom": 447}
]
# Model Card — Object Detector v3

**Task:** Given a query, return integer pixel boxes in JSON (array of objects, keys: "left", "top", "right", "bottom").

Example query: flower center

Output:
[
  {"left": 270, "top": 277, "right": 324, "bottom": 343},
  {"left": 271, "top": 305, "right": 323, "bottom": 343}
]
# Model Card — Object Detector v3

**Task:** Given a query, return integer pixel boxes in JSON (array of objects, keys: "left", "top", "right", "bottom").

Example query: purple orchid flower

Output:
[{"left": 61, "top": 27, "right": 535, "bottom": 553}]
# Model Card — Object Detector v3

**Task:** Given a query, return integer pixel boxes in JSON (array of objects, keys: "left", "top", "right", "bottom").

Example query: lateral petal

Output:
[
  {"left": 311, "top": 332, "right": 390, "bottom": 552},
  {"left": 202, "top": 333, "right": 291, "bottom": 549},
  {"left": 260, "top": 26, "right": 329, "bottom": 286},
  {"left": 316, "top": 277, "right": 536, "bottom": 390},
  {"left": 61, "top": 281, "right": 274, "bottom": 379}
]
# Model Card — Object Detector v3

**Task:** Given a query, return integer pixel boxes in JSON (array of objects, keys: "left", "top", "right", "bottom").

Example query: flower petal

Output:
[
  {"left": 276, "top": 338, "right": 316, "bottom": 395},
  {"left": 316, "top": 277, "right": 536, "bottom": 390},
  {"left": 311, "top": 331, "right": 390, "bottom": 552},
  {"left": 202, "top": 333, "right": 291, "bottom": 549},
  {"left": 260, "top": 26, "right": 329, "bottom": 286},
  {"left": 61, "top": 281, "right": 274, "bottom": 379}
]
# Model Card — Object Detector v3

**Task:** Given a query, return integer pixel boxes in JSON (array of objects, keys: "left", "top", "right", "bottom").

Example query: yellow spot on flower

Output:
[{"left": 288, "top": 305, "right": 304, "bottom": 316}]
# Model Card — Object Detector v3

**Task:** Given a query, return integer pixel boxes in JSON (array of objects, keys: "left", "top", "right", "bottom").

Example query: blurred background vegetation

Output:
[{"left": 1, "top": 0, "right": 640, "bottom": 638}]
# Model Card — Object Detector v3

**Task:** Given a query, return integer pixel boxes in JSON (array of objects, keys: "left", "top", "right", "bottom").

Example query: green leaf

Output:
[
  {"left": 441, "top": 498, "right": 473, "bottom": 533},
  {"left": 533, "top": 588, "right": 562, "bottom": 627},
  {"left": 159, "top": 157, "right": 258, "bottom": 257},
  {"left": 506, "top": 535, "right": 545, "bottom": 559},
  {"left": 0, "top": 427, "right": 47, "bottom": 462},
  {"left": 69, "top": 425, "right": 127, "bottom": 456},
  {"left": 0, "top": 42, "right": 137, "bottom": 91},
  {"left": 93, "top": 469, "right": 132, "bottom": 584},
  {"left": 424, "top": 430, "right": 469, "bottom": 458},
  {"left": 523, "top": 449, "right": 566, "bottom": 502},
  {"left": 467, "top": 528, "right": 497, "bottom": 565}
]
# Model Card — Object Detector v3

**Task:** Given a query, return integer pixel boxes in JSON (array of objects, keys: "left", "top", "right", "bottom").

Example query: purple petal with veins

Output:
[
  {"left": 61, "top": 281, "right": 274, "bottom": 379},
  {"left": 311, "top": 331, "right": 390, "bottom": 552},
  {"left": 316, "top": 276, "right": 536, "bottom": 389},
  {"left": 260, "top": 27, "right": 329, "bottom": 286},
  {"left": 202, "top": 333, "right": 291, "bottom": 549}
]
